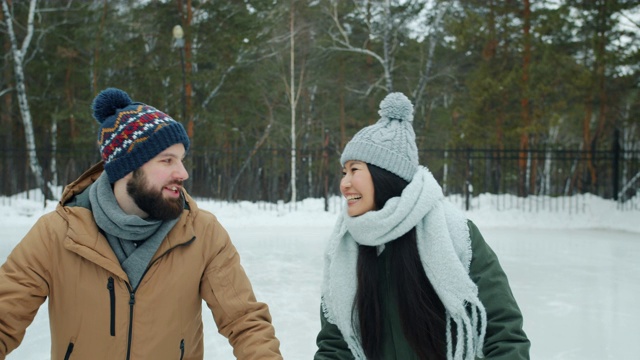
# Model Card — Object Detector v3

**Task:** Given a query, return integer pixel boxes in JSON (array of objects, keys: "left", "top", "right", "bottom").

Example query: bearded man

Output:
[{"left": 0, "top": 88, "right": 282, "bottom": 360}]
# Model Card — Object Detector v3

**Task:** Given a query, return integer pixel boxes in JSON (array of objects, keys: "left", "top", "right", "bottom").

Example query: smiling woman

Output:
[
  {"left": 340, "top": 160, "right": 376, "bottom": 217},
  {"left": 316, "top": 93, "right": 530, "bottom": 360}
]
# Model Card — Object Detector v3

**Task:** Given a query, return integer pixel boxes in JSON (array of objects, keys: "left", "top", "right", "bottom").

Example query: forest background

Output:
[{"left": 1, "top": 0, "right": 639, "bottom": 206}]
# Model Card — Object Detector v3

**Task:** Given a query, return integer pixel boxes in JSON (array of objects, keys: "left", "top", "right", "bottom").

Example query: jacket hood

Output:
[{"left": 60, "top": 162, "right": 104, "bottom": 206}]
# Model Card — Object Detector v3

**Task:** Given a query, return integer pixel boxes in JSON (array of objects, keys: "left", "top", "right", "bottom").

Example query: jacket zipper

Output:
[
  {"left": 125, "top": 283, "right": 135, "bottom": 360},
  {"left": 63, "top": 342, "right": 74, "bottom": 360},
  {"left": 124, "top": 237, "right": 196, "bottom": 360},
  {"left": 107, "top": 277, "right": 115, "bottom": 336},
  {"left": 180, "top": 339, "right": 185, "bottom": 360}
]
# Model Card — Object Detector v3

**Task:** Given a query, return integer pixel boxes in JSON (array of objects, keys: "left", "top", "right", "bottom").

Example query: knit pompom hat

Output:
[
  {"left": 341, "top": 92, "right": 419, "bottom": 182},
  {"left": 92, "top": 88, "right": 190, "bottom": 183}
]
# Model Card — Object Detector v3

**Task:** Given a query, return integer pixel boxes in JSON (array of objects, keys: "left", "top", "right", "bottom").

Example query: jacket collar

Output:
[{"left": 58, "top": 162, "right": 199, "bottom": 281}]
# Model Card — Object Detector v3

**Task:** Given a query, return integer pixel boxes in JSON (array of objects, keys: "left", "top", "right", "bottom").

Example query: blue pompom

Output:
[
  {"left": 92, "top": 88, "right": 133, "bottom": 124},
  {"left": 378, "top": 92, "right": 414, "bottom": 123}
]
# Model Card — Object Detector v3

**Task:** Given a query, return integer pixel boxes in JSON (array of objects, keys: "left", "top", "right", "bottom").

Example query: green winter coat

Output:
[{"left": 315, "top": 221, "right": 530, "bottom": 360}]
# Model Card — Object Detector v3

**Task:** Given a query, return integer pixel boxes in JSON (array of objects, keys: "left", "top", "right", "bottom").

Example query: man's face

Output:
[{"left": 126, "top": 143, "right": 189, "bottom": 220}]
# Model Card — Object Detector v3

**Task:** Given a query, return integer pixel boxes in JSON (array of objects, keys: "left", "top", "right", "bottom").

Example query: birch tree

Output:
[
  {"left": 285, "top": 0, "right": 305, "bottom": 204},
  {"left": 2, "top": 0, "right": 54, "bottom": 200},
  {"left": 411, "top": 1, "right": 447, "bottom": 111},
  {"left": 519, "top": 0, "right": 533, "bottom": 196}
]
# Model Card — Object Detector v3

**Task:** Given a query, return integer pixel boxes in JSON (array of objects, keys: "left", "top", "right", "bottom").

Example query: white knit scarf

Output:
[{"left": 321, "top": 166, "right": 486, "bottom": 360}]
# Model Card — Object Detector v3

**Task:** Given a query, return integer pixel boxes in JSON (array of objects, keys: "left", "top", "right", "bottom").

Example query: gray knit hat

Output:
[{"left": 340, "top": 92, "right": 418, "bottom": 182}]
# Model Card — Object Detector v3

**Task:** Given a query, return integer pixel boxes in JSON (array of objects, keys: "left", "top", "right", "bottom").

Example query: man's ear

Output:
[
  {"left": 112, "top": 171, "right": 133, "bottom": 200},
  {"left": 121, "top": 172, "right": 133, "bottom": 181}
]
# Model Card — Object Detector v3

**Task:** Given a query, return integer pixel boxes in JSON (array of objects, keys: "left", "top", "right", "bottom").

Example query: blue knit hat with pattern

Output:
[
  {"left": 92, "top": 88, "right": 190, "bottom": 183},
  {"left": 340, "top": 92, "right": 419, "bottom": 182}
]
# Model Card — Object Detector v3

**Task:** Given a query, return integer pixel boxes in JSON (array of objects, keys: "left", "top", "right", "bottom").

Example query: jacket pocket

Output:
[
  {"left": 63, "top": 342, "right": 74, "bottom": 360},
  {"left": 107, "top": 277, "right": 115, "bottom": 336},
  {"left": 179, "top": 339, "right": 185, "bottom": 360}
]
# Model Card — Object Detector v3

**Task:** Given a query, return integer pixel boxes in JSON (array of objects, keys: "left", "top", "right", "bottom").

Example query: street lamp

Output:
[{"left": 172, "top": 25, "right": 187, "bottom": 127}]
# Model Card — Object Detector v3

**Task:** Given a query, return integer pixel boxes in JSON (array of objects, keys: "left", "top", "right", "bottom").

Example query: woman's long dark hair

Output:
[{"left": 353, "top": 163, "right": 447, "bottom": 360}]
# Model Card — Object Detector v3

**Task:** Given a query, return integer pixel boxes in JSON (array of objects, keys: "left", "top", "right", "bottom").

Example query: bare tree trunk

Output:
[
  {"left": 176, "top": 0, "right": 194, "bottom": 138},
  {"left": 542, "top": 125, "right": 559, "bottom": 196},
  {"left": 2, "top": 0, "right": 54, "bottom": 200},
  {"left": 49, "top": 114, "right": 58, "bottom": 196},
  {"left": 290, "top": 0, "right": 297, "bottom": 204},
  {"left": 338, "top": 62, "right": 346, "bottom": 149},
  {"left": 303, "top": 85, "right": 317, "bottom": 198},
  {"left": 92, "top": 0, "right": 108, "bottom": 94},
  {"left": 583, "top": 98, "right": 597, "bottom": 190},
  {"left": 619, "top": 99, "right": 638, "bottom": 200},
  {"left": 322, "top": 129, "right": 330, "bottom": 211},
  {"left": 591, "top": 0, "right": 611, "bottom": 191},
  {"left": 184, "top": 0, "right": 194, "bottom": 139},
  {"left": 382, "top": 0, "right": 393, "bottom": 92},
  {"left": 412, "top": 4, "right": 446, "bottom": 110},
  {"left": 286, "top": 0, "right": 305, "bottom": 204},
  {"left": 518, "top": 0, "right": 531, "bottom": 197}
]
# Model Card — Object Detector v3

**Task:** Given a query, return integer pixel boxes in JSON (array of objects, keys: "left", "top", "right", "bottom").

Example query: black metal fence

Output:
[{"left": 1, "top": 145, "right": 639, "bottom": 212}]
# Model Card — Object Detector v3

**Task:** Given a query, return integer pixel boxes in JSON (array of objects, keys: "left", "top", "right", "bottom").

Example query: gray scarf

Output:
[
  {"left": 89, "top": 172, "right": 179, "bottom": 290},
  {"left": 321, "top": 166, "right": 486, "bottom": 360}
]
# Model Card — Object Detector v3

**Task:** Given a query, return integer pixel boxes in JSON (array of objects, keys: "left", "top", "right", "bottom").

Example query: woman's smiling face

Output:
[{"left": 340, "top": 161, "right": 376, "bottom": 217}]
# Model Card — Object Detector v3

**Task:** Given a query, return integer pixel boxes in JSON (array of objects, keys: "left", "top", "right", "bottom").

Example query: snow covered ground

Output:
[{"left": 1, "top": 193, "right": 639, "bottom": 359}]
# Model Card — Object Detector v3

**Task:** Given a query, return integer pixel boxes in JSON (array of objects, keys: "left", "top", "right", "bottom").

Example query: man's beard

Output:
[{"left": 127, "top": 168, "right": 184, "bottom": 220}]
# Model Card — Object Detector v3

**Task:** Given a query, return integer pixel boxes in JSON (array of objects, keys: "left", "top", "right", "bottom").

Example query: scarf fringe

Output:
[{"left": 446, "top": 300, "right": 487, "bottom": 360}]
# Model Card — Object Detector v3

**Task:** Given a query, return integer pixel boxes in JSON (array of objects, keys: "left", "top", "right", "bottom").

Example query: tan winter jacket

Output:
[{"left": 0, "top": 163, "right": 282, "bottom": 360}]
